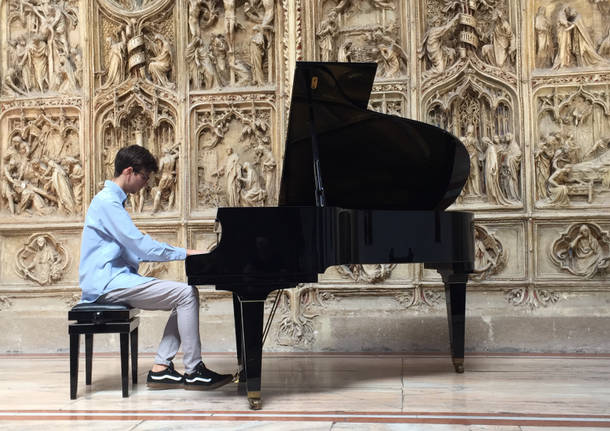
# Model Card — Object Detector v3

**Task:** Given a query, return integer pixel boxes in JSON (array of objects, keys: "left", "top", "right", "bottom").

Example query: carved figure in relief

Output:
[
  {"left": 255, "top": 144, "right": 276, "bottom": 204},
  {"left": 239, "top": 162, "right": 266, "bottom": 207},
  {"left": 152, "top": 144, "right": 179, "bottom": 213},
  {"left": 482, "top": 136, "right": 510, "bottom": 205},
  {"left": 553, "top": 5, "right": 606, "bottom": 69},
  {"left": 502, "top": 133, "right": 521, "bottom": 201},
  {"left": 189, "top": 0, "right": 205, "bottom": 40},
  {"left": 102, "top": 30, "right": 127, "bottom": 89},
  {"left": 63, "top": 156, "right": 83, "bottom": 209},
  {"left": 317, "top": 10, "right": 338, "bottom": 61},
  {"left": 337, "top": 264, "right": 396, "bottom": 283},
  {"left": 16, "top": 234, "right": 67, "bottom": 285},
  {"left": 56, "top": 53, "right": 78, "bottom": 91},
  {"left": 534, "top": 137, "right": 554, "bottom": 199},
  {"left": 473, "top": 226, "right": 504, "bottom": 279},
  {"left": 338, "top": 40, "right": 354, "bottom": 62},
  {"left": 1, "top": 169, "right": 17, "bottom": 215},
  {"left": 460, "top": 124, "right": 482, "bottom": 196},
  {"left": 419, "top": 14, "right": 460, "bottom": 74},
  {"left": 250, "top": 25, "right": 266, "bottom": 85},
  {"left": 47, "top": 159, "right": 76, "bottom": 215},
  {"left": 216, "top": 147, "right": 241, "bottom": 206},
  {"left": 368, "top": 29, "right": 408, "bottom": 78},
  {"left": 261, "top": 0, "right": 275, "bottom": 28},
  {"left": 31, "top": 35, "right": 49, "bottom": 92},
  {"left": 568, "top": 225, "right": 607, "bottom": 277},
  {"left": 223, "top": 0, "right": 237, "bottom": 53},
  {"left": 552, "top": 223, "right": 610, "bottom": 279},
  {"left": 376, "top": 40, "right": 405, "bottom": 77},
  {"left": 599, "top": 28, "right": 610, "bottom": 57},
  {"left": 147, "top": 34, "right": 174, "bottom": 89},
  {"left": 534, "top": 6, "right": 553, "bottom": 68},
  {"left": 442, "top": 0, "right": 495, "bottom": 13},
  {"left": 546, "top": 164, "right": 572, "bottom": 206},
  {"left": 481, "top": 10, "right": 515, "bottom": 68},
  {"left": 211, "top": 34, "right": 230, "bottom": 85}
]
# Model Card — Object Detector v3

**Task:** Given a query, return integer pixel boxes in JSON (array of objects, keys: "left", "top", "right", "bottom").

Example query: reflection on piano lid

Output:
[{"left": 279, "top": 61, "right": 470, "bottom": 211}]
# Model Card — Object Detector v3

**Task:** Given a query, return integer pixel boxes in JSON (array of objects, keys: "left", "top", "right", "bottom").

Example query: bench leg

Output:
[
  {"left": 70, "top": 333, "right": 80, "bottom": 399},
  {"left": 131, "top": 327, "right": 138, "bottom": 384},
  {"left": 85, "top": 334, "right": 93, "bottom": 385},
  {"left": 120, "top": 333, "right": 129, "bottom": 397}
]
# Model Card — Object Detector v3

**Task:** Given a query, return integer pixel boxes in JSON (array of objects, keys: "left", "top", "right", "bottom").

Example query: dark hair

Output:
[{"left": 114, "top": 145, "right": 158, "bottom": 177}]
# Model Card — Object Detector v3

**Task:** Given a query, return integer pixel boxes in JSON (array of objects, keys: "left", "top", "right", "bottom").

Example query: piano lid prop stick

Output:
[{"left": 305, "top": 70, "right": 326, "bottom": 207}]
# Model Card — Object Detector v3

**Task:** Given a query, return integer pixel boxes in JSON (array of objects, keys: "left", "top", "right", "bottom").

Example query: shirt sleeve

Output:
[{"left": 99, "top": 199, "right": 187, "bottom": 262}]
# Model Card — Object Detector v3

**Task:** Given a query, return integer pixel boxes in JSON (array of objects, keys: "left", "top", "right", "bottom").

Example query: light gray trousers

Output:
[{"left": 97, "top": 279, "right": 202, "bottom": 373}]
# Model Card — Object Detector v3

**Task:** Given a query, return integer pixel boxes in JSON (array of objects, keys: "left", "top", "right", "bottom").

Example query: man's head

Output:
[{"left": 113, "top": 145, "right": 158, "bottom": 194}]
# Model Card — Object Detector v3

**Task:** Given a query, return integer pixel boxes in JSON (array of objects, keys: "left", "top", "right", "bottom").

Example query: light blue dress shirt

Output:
[{"left": 79, "top": 180, "right": 186, "bottom": 303}]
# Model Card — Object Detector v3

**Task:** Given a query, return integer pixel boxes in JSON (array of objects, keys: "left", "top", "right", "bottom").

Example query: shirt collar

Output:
[{"left": 104, "top": 180, "right": 127, "bottom": 206}]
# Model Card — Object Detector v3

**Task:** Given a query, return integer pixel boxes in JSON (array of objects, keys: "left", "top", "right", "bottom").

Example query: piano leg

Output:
[
  {"left": 445, "top": 281, "right": 466, "bottom": 373},
  {"left": 430, "top": 264, "right": 470, "bottom": 374},
  {"left": 232, "top": 293, "right": 245, "bottom": 382},
  {"left": 238, "top": 297, "right": 265, "bottom": 410}
]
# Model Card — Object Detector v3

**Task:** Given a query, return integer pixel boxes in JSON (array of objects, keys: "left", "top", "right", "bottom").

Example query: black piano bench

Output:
[{"left": 68, "top": 303, "right": 140, "bottom": 399}]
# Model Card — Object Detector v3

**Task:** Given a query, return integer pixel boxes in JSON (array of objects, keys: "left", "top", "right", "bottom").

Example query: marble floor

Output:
[{"left": 0, "top": 352, "right": 609, "bottom": 430}]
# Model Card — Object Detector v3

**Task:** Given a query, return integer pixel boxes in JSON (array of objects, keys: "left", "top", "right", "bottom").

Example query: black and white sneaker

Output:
[
  {"left": 184, "top": 362, "right": 233, "bottom": 391},
  {"left": 146, "top": 361, "right": 184, "bottom": 389}
]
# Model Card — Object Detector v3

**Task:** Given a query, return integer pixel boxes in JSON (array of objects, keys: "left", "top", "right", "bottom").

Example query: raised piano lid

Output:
[{"left": 279, "top": 61, "right": 470, "bottom": 211}]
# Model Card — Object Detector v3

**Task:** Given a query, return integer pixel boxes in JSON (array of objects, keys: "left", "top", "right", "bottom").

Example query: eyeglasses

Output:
[{"left": 135, "top": 171, "right": 150, "bottom": 182}]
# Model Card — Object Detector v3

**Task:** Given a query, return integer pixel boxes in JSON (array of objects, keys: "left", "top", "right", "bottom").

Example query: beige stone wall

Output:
[{"left": 1, "top": 0, "right": 610, "bottom": 354}]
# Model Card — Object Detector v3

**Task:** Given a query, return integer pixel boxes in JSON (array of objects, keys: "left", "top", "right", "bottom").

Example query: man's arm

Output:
[{"left": 100, "top": 200, "right": 187, "bottom": 262}]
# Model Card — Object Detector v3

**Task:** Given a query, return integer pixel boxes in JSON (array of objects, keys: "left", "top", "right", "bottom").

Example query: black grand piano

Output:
[{"left": 186, "top": 62, "right": 474, "bottom": 410}]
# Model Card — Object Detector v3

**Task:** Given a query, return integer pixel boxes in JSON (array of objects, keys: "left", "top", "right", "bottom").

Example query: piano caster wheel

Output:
[
  {"left": 248, "top": 397, "right": 262, "bottom": 410},
  {"left": 453, "top": 358, "right": 464, "bottom": 373}
]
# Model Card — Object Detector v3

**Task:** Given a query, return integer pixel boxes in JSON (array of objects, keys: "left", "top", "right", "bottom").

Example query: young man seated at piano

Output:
[{"left": 78, "top": 144, "right": 233, "bottom": 391}]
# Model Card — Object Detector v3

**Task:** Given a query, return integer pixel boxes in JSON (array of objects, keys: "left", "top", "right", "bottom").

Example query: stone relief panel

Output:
[
  {"left": 472, "top": 224, "right": 506, "bottom": 280},
  {"left": 424, "top": 76, "right": 522, "bottom": 209},
  {"left": 95, "top": 83, "right": 179, "bottom": 214},
  {"left": 505, "top": 284, "right": 560, "bottom": 309},
  {"left": 15, "top": 233, "right": 69, "bottom": 285},
  {"left": 536, "top": 220, "right": 610, "bottom": 280},
  {"left": 422, "top": 222, "right": 526, "bottom": 282},
  {"left": 187, "top": 0, "right": 279, "bottom": 90},
  {"left": 192, "top": 97, "right": 277, "bottom": 209},
  {"left": 420, "top": 0, "right": 518, "bottom": 90},
  {"left": 0, "top": 108, "right": 83, "bottom": 218},
  {"left": 1, "top": 230, "right": 79, "bottom": 287},
  {"left": 274, "top": 284, "right": 332, "bottom": 347},
  {"left": 314, "top": 0, "right": 407, "bottom": 79},
  {"left": 550, "top": 222, "right": 610, "bottom": 279},
  {"left": 2, "top": 0, "right": 83, "bottom": 96},
  {"left": 534, "top": 1, "right": 610, "bottom": 71},
  {"left": 535, "top": 85, "right": 610, "bottom": 209},
  {"left": 94, "top": 0, "right": 177, "bottom": 91}
]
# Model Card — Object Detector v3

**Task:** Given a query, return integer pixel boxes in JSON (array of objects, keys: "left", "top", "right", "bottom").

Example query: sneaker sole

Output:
[
  {"left": 184, "top": 375, "right": 233, "bottom": 391},
  {"left": 147, "top": 381, "right": 184, "bottom": 390}
]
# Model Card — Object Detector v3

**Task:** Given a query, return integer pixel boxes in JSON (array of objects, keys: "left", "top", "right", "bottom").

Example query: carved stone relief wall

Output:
[{"left": 1, "top": 0, "right": 610, "bottom": 353}]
